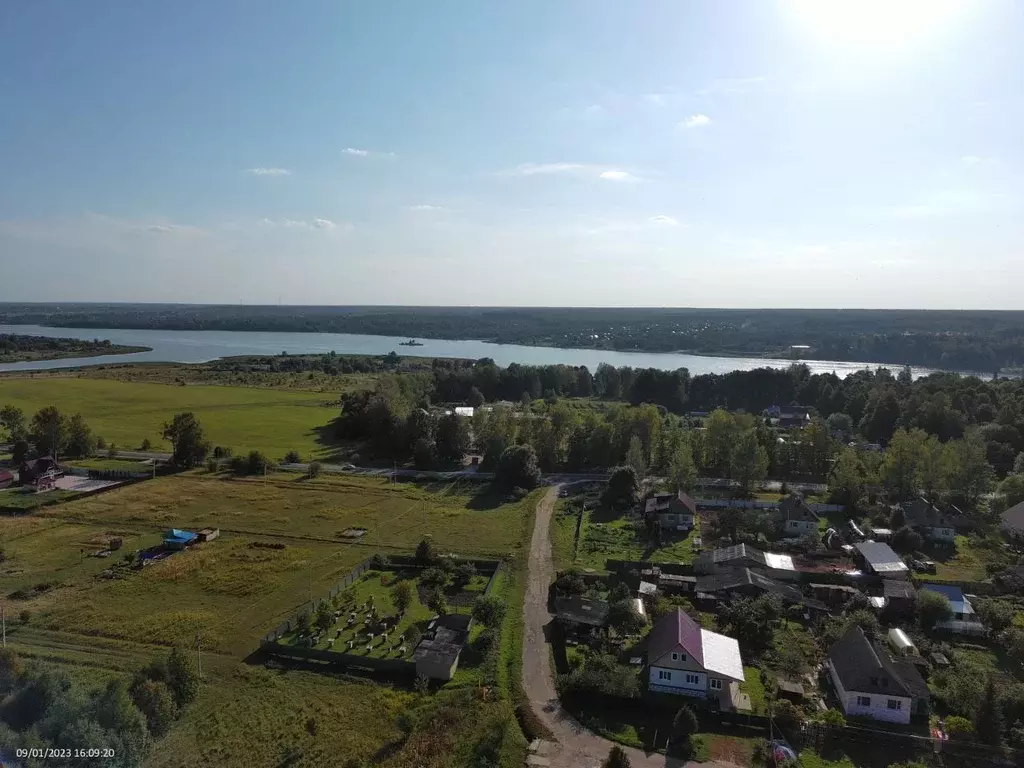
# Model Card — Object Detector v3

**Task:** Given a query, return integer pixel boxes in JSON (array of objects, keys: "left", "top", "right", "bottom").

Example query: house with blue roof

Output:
[{"left": 921, "top": 583, "right": 985, "bottom": 635}]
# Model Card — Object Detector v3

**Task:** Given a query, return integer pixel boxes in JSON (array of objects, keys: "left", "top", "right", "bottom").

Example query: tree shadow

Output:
[
  {"left": 311, "top": 420, "right": 358, "bottom": 463},
  {"left": 464, "top": 485, "right": 506, "bottom": 511}
]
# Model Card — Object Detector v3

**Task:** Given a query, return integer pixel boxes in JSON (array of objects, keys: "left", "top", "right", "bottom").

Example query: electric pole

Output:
[
  {"left": 195, "top": 633, "right": 202, "bottom": 680},
  {"left": 2, "top": 605, "right": 5, "bottom": 648}
]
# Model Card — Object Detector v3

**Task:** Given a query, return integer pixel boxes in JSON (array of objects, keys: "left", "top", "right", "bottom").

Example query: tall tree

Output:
[
  {"left": 495, "top": 445, "right": 541, "bottom": 490},
  {"left": 162, "top": 412, "right": 211, "bottom": 468},
  {"left": 859, "top": 388, "right": 902, "bottom": 445},
  {"left": 730, "top": 429, "right": 768, "bottom": 494},
  {"left": 64, "top": 413, "right": 95, "bottom": 458},
  {"left": 435, "top": 412, "right": 471, "bottom": 463},
  {"left": 29, "top": 406, "right": 66, "bottom": 458},
  {"left": 880, "top": 429, "right": 925, "bottom": 502},
  {"left": 602, "top": 466, "right": 640, "bottom": 512},
  {"left": 828, "top": 448, "right": 867, "bottom": 511},
  {"left": 668, "top": 438, "right": 698, "bottom": 493},
  {"left": 974, "top": 676, "right": 1004, "bottom": 747},
  {"left": 625, "top": 435, "right": 646, "bottom": 478},
  {"left": 0, "top": 405, "right": 26, "bottom": 442},
  {"left": 947, "top": 432, "right": 995, "bottom": 510}
]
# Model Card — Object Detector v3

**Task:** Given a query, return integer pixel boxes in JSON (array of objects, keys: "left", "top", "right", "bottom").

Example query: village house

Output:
[
  {"left": 902, "top": 498, "right": 957, "bottom": 543},
  {"left": 920, "top": 584, "right": 985, "bottom": 635},
  {"left": 644, "top": 491, "right": 697, "bottom": 533},
  {"left": 775, "top": 494, "right": 821, "bottom": 536},
  {"left": 0, "top": 469, "right": 14, "bottom": 489},
  {"left": 696, "top": 568, "right": 827, "bottom": 613},
  {"left": 646, "top": 608, "right": 747, "bottom": 709},
  {"left": 882, "top": 579, "right": 917, "bottom": 615},
  {"left": 825, "top": 625, "right": 930, "bottom": 724},
  {"left": 19, "top": 457, "right": 63, "bottom": 486},
  {"left": 1001, "top": 500, "right": 1024, "bottom": 540},
  {"left": 695, "top": 543, "right": 798, "bottom": 581},
  {"left": 853, "top": 541, "right": 909, "bottom": 579},
  {"left": 553, "top": 595, "right": 609, "bottom": 636}
]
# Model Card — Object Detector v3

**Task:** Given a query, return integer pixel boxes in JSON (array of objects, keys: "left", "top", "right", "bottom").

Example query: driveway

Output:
[{"left": 521, "top": 485, "right": 738, "bottom": 768}]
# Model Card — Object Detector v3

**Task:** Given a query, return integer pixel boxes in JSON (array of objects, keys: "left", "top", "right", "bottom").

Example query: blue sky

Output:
[{"left": 1, "top": 0, "right": 1022, "bottom": 307}]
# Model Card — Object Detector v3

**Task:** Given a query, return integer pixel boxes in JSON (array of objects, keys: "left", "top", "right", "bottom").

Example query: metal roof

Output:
[
  {"left": 921, "top": 584, "right": 974, "bottom": 616},
  {"left": 854, "top": 541, "right": 908, "bottom": 574}
]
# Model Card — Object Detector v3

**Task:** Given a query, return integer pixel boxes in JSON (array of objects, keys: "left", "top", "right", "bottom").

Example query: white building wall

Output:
[
  {"left": 826, "top": 661, "right": 911, "bottom": 725},
  {"left": 649, "top": 666, "right": 707, "bottom": 697},
  {"left": 784, "top": 519, "right": 817, "bottom": 535},
  {"left": 926, "top": 526, "right": 956, "bottom": 542}
]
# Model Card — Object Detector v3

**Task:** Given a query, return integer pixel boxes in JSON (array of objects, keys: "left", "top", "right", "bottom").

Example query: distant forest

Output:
[
  {"left": 4, "top": 304, "right": 1024, "bottom": 372},
  {"left": 0, "top": 333, "right": 147, "bottom": 362}
]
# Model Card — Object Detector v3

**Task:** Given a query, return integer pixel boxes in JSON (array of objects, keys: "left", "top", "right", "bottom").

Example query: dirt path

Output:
[{"left": 522, "top": 485, "right": 735, "bottom": 768}]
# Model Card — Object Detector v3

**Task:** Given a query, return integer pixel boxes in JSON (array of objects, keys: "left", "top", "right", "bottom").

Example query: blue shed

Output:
[{"left": 164, "top": 528, "right": 198, "bottom": 550}]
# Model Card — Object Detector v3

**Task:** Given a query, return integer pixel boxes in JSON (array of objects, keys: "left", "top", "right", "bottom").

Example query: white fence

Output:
[{"left": 695, "top": 498, "right": 845, "bottom": 513}]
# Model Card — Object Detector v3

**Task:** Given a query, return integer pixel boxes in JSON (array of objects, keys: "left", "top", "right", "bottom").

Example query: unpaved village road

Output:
[{"left": 521, "top": 485, "right": 739, "bottom": 768}]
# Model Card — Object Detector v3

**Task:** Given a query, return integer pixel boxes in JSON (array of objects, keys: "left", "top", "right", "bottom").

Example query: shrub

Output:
[
  {"left": 284, "top": 450, "right": 302, "bottom": 464},
  {"left": 205, "top": 458, "right": 219, "bottom": 474},
  {"left": 945, "top": 715, "right": 974, "bottom": 740},
  {"left": 555, "top": 569, "right": 587, "bottom": 596},
  {"left": 669, "top": 705, "right": 699, "bottom": 757},
  {"left": 308, "top": 460, "right": 322, "bottom": 478},
  {"left": 472, "top": 595, "right": 507, "bottom": 628},
  {"left": 18, "top": 610, "right": 30, "bottom": 625},
  {"left": 140, "top": 438, "right": 152, "bottom": 451},
  {"left": 602, "top": 745, "right": 632, "bottom": 768},
  {"left": 420, "top": 566, "right": 448, "bottom": 589},
  {"left": 892, "top": 525, "right": 923, "bottom": 554},
  {"left": 166, "top": 646, "right": 200, "bottom": 707},
  {"left": 391, "top": 580, "right": 414, "bottom": 614},
  {"left": 369, "top": 553, "right": 391, "bottom": 569},
  {"left": 917, "top": 590, "right": 953, "bottom": 630},
  {"left": 130, "top": 679, "right": 177, "bottom": 736}
]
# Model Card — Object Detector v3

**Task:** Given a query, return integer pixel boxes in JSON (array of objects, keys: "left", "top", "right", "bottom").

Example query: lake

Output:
[{"left": 0, "top": 324, "right": 935, "bottom": 378}]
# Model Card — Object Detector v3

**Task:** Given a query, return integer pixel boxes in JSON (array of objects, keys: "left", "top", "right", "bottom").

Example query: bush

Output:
[
  {"left": 284, "top": 450, "right": 302, "bottom": 464},
  {"left": 669, "top": 705, "right": 699, "bottom": 757},
  {"left": 495, "top": 445, "right": 541, "bottom": 491},
  {"left": 892, "top": 525, "right": 923, "bottom": 554},
  {"left": 918, "top": 590, "right": 953, "bottom": 630},
  {"left": 308, "top": 460, "right": 323, "bottom": 478},
  {"left": 205, "top": 458, "right": 219, "bottom": 473},
  {"left": 130, "top": 679, "right": 177, "bottom": 736},
  {"left": 945, "top": 715, "right": 974, "bottom": 740},
  {"left": 420, "top": 566, "right": 448, "bottom": 589},
  {"left": 140, "top": 438, "right": 152, "bottom": 451},
  {"left": 18, "top": 610, "right": 30, "bottom": 625},
  {"left": 369, "top": 553, "right": 391, "bottom": 569},
  {"left": 166, "top": 646, "right": 200, "bottom": 707},
  {"left": 555, "top": 569, "right": 586, "bottom": 596},
  {"left": 602, "top": 745, "right": 632, "bottom": 768},
  {"left": 472, "top": 595, "right": 507, "bottom": 628}
]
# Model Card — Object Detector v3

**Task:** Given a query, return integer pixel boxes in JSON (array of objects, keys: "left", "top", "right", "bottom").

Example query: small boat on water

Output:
[{"left": 398, "top": 339, "right": 424, "bottom": 346}]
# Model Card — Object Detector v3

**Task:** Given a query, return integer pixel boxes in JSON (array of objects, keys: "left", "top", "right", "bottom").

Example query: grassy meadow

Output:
[
  {"left": 0, "top": 469, "right": 540, "bottom": 767},
  {"left": 0, "top": 376, "right": 342, "bottom": 460}
]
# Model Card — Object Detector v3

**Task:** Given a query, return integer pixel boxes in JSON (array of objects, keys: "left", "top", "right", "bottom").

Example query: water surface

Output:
[{"left": 0, "top": 324, "right": 935, "bottom": 378}]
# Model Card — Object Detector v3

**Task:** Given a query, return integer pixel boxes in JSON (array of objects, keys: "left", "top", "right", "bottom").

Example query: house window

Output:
[
  {"left": 658, "top": 670, "right": 672, "bottom": 681},
  {"left": 671, "top": 653, "right": 678, "bottom": 661},
  {"left": 709, "top": 679, "right": 722, "bottom": 690},
  {"left": 685, "top": 674, "right": 699, "bottom": 685},
  {"left": 856, "top": 696, "right": 871, "bottom": 707},
  {"left": 887, "top": 700, "right": 902, "bottom": 710},
  {"left": 671, "top": 652, "right": 686, "bottom": 662}
]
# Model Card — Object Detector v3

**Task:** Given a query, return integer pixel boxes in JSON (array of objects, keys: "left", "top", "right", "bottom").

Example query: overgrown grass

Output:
[
  {"left": 574, "top": 506, "right": 699, "bottom": 571},
  {"left": 550, "top": 499, "right": 578, "bottom": 571},
  {"left": 932, "top": 535, "right": 990, "bottom": 582},
  {"left": 741, "top": 666, "right": 767, "bottom": 714},
  {"left": 0, "top": 376, "right": 342, "bottom": 459}
]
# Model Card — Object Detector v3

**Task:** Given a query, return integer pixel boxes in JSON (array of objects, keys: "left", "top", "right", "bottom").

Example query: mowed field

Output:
[
  {"left": 0, "top": 472, "right": 539, "bottom": 767},
  {"left": 0, "top": 376, "right": 341, "bottom": 459}
]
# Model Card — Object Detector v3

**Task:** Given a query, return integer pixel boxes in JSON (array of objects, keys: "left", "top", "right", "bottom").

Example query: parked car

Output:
[{"left": 911, "top": 558, "right": 937, "bottom": 573}]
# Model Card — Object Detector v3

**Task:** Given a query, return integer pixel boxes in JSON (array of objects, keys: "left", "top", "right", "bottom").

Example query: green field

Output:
[
  {"left": 573, "top": 507, "right": 701, "bottom": 571},
  {"left": 0, "top": 376, "right": 342, "bottom": 459},
  {"left": 0, "top": 471, "right": 539, "bottom": 767}
]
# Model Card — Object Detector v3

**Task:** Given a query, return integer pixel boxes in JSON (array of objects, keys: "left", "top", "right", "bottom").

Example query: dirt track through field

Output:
[{"left": 522, "top": 485, "right": 736, "bottom": 768}]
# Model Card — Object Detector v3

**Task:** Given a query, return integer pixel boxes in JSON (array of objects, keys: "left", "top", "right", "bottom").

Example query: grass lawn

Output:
[
  {"left": 932, "top": 535, "right": 987, "bottom": 581},
  {"left": 740, "top": 666, "right": 767, "bottom": 714},
  {"left": 66, "top": 457, "right": 155, "bottom": 472},
  {"left": 573, "top": 505, "right": 700, "bottom": 571},
  {"left": 43, "top": 472, "right": 539, "bottom": 557},
  {"left": 550, "top": 500, "right": 579, "bottom": 572},
  {"left": 0, "top": 487, "right": 81, "bottom": 512},
  {"left": 0, "top": 376, "right": 341, "bottom": 460}
]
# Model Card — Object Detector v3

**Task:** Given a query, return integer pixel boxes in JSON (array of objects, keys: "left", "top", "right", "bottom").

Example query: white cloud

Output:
[
  {"left": 680, "top": 114, "right": 712, "bottom": 129},
  {"left": 260, "top": 217, "right": 344, "bottom": 231},
  {"left": 342, "top": 147, "right": 396, "bottom": 158},
  {"left": 247, "top": 167, "right": 292, "bottom": 176},
  {"left": 649, "top": 215, "right": 679, "bottom": 226},
  {"left": 408, "top": 204, "right": 445, "bottom": 211},
  {"left": 599, "top": 170, "right": 635, "bottom": 182},
  {"left": 510, "top": 162, "right": 589, "bottom": 176}
]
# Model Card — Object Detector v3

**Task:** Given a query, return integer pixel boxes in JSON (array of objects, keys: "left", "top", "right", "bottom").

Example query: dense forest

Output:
[
  {"left": 0, "top": 333, "right": 147, "bottom": 362},
  {"left": 5, "top": 304, "right": 1024, "bottom": 371}
]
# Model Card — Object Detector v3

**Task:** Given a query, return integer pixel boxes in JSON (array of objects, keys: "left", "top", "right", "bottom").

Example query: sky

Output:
[{"left": 1, "top": 0, "right": 1023, "bottom": 308}]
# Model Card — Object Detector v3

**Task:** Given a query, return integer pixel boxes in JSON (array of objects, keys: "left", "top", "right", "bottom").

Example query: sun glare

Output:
[{"left": 788, "top": 0, "right": 966, "bottom": 52}]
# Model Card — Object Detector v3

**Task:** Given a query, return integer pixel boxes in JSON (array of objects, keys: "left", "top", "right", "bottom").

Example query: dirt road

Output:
[{"left": 522, "top": 485, "right": 735, "bottom": 768}]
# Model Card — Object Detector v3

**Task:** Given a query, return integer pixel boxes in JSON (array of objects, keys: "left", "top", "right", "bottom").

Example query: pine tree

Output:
[{"left": 974, "top": 675, "right": 1004, "bottom": 747}]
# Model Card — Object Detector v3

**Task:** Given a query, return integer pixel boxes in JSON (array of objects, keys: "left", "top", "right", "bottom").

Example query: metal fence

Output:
[{"left": 696, "top": 498, "right": 845, "bottom": 513}]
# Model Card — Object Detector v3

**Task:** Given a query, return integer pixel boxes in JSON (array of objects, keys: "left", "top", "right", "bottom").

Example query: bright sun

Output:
[{"left": 788, "top": 0, "right": 966, "bottom": 52}]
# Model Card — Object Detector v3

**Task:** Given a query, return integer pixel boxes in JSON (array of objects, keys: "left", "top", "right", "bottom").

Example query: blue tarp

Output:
[{"left": 164, "top": 528, "right": 198, "bottom": 544}]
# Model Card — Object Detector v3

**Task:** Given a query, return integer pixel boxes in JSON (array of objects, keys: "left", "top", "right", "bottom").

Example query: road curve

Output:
[{"left": 521, "top": 485, "right": 735, "bottom": 768}]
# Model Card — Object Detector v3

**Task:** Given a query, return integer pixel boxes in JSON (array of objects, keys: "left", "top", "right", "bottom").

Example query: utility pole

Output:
[
  {"left": 2, "top": 605, "right": 5, "bottom": 648},
  {"left": 195, "top": 633, "right": 202, "bottom": 680}
]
